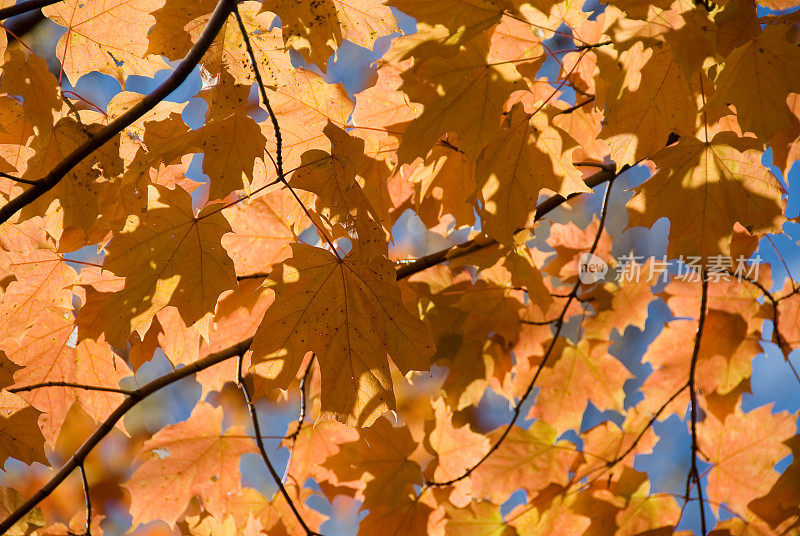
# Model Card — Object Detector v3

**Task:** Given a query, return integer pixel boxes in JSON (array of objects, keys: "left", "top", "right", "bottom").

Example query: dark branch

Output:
[
  {"left": 231, "top": 4, "right": 339, "bottom": 257},
  {"left": 606, "top": 384, "right": 689, "bottom": 467},
  {"left": 396, "top": 167, "right": 616, "bottom": 280},
  {"left": 556, "top": 96, "right": 595, "bottom": 115},
  {"left": 287, "top": 355, "right": 314, "bottom": 442},
  {"left": 0, "top": 172, "right": 38, "bottom": 185},
  {"left": 8, "top": 382, "right": 134, "bottom": 395},
  {"left": 79, "top": 464, "right": 91, "bottom": 536},
  {"left": 0, "top": 0, "right": 61, "bottom": 19},
  {"left": 237, "top": 272, "right": 269, "bottom": 281},
  {"left": 426, "top": 173, "right": 619, "bottom": 487},
  {"left": 236, "top": 355, "right": 318, "bottom": 536},
  {"left": 0, "top": 0, "right": 237, "bottom": 225},
  {"left": 575, "top": 40, "right": 612, "bottom": 50},
  {"left": 0, "top": 337, "right": 254, "bottom": 534},
  {"left": 685, "top": 271, "right": 709, "bottom": 536}
]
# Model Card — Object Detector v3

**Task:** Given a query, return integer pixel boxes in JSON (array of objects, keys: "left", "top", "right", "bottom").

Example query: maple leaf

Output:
[
  {"left": 388, "top": 0, "right": 512, "bottom": 53},
  {"left": 77, "top": 185, "right": 236, "bottom": 347},
  {"left": 445, "top": 501, "right": 516, "bottom": 536},
  {"left": 0, "top": 246, "right": 78, "bottom": 343},
  {"left": 0, "top": 487, "right": 45, "bottom": 536},
  {"left": 42, "top": 0, "right": 166, "bottom": 82},
  {"left": 530, "top": 340, "right": 632, "bottom": 434},
  {"left": 600, "top": 41, "right": 697, "bottom": 166},
  {"left": 698, "top": 404, "right": 796, "bottom": 513},
  {"left": 124, "top": 401, "right": 257, "bottom": 528},
  {"left": 477, "top": 104, "right": 589, "bottom": 245},
  {"left": 710, "top": 23, "right": 800, "bottom": 140},
  {"left": 396, "top": 34, "right": 528, "bottom": 164},
  {"left": 290, "top": 122, "right": 381, "bottom": 230},
  {"left": 469, "top": 422, "right": 578, "bottom": 504},
  {"left": 0, "top": 390, "right": 46, "bottom": 467},
  {"left": 221, "top": 188, "right": 307, "bottom": 277},
  {"left": 507, "top": 486, "right": 591, "bottom": 536},
  {"left": 251, "top": 241, "right": 435, "bottom": 426},
  {"left": 268, "top": 0, "right": 399, "bottom": 69},
  {"left": 582, "top": 275, "right": 656, "bottom": 340},
  {"left": 323, "top": 417, "right": 422, "bottom": 507},
  {"left": 0, "top": 307, "right": 131, "bottom": 444},
  {"left": 428, "top": 396, "right": 490, "bottom": 500},
  {"left": 265, "top": 68, "right": 354, "bottom": 171},
  {"left": 626, "top": 133, "right": 785, "bottom": 258},
  {"left": 148, "top": 1, "right": 293, "bottom": 87},
  {"left": 775, "top": 289, "right": 800, "bottom": 356}
]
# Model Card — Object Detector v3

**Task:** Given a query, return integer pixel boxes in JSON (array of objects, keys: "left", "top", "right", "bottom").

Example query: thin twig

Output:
[
  {"left": 236, "top": 355, "right": 319, "bottom": 536},
  {"left": 0, "top": 0, "right": 237, "bottom": 226},
  {"left": 231, "top": 4, "right": 339, "bottom": 258},
  {"left": 556, "top": 96, "right": 595, "bottom": 115},
  {"left": 685, "top": 270, "right": 709, "bottom": 536},
  {"left": 79, "top": 464, "right": 91, "bottom": 536},
  {"left": 0, "top": 172, "right": 38, "bottom": 185},
  {"left": 575, "top": 40, "right": 612, "bottom": 50},
  {"left": 606, "top": 384, "right": 689, "bottom": 466},
  {"left": 287, "top": 355, "right": 315, "bottom": 442},
  {"left": 0, "top": 337, "right": 254, "bottom": 534},
  {"left": 8, "top": 382, "right": 134, "bottom": 395},
  {"left": 426, "top": 173, "right": 619, "bottom": 487},
  {"left": 520, "top": 318, "right": 558, "bottom": 326},
  {"left": 237, "top": 272, "right": 269, "bottom": 281}
]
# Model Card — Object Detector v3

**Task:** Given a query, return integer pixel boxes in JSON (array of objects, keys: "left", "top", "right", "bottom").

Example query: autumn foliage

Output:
[{"left": 1, "top": 0, "right": 800, "bottom": 534}]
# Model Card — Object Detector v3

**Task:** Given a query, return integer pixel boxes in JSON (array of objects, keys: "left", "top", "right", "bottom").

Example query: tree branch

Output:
[
  {"left": 79, "top": 464, "right": 91, "bottom": 536},
  {"left": 236, "top": 355, "right": 318, "bottom": 536},
  {"left": 685, "top": 270, "right": 709, "bottom": 536},
  {"left": 230, "top": 3, "right": 339, "bottom": 258},
  {"left": 425, "top": 173, "right": 619, "bottom": 487},
  {"left": 8, "top": 382, "right": 134, "bottom": 395},
  {"left": 0, "top": 337, "right": 253, "bottom": 534},
  {"left": 396, "top": 166, "right": 617, "bottom": 280},
  {"left": 0, "top": 0, "right": 237, "bottom": 226},
  {"left": 287, "top": 354, "right": 314, "bottom": 443},
  {"left": 0, "top": 172, "right": 38, "bottom": 185},
  {"left": 0, "top": 0, "right": 62, "bottom": 19}
]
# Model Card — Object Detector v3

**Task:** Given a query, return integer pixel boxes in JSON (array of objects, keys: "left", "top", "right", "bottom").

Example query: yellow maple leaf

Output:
[
  {"left": 77, "top": 185, "right": 236, "bottom": 346},
  {"left": 251, "top": 242, "right": 435, "bottom": 426}
]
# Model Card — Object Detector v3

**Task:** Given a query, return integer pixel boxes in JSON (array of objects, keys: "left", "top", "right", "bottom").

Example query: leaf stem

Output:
[{"left": 79, "top": 464, "right": 91, "bottom": 536}]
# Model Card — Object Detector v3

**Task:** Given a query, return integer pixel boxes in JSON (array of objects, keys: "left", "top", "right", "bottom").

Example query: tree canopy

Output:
[{"left": 0, "top": 0, "right": 800, "bottom": 534}]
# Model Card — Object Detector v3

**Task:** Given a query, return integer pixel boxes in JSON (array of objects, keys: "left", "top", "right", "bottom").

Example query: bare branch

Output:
[
  {"left": 0, "top": 172, "right": 38, "bottom": 185},
  {"left": 287, "top": 354, "right": 315, "bottom": 443},
  {"left": 236, "top": 355, "right": 319, "bottom": 536},
  {"left": 685, "top": 270, "right": 709, "bottom": 536},
  {"left": 556, "top": 96, "right": 595, "bottom": 116},
  {"left": 8, "top": 382, "right": 134, "bottom": 395},
  {"left": 230, "top": 3, "right": 339, "bottom": 258}
]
